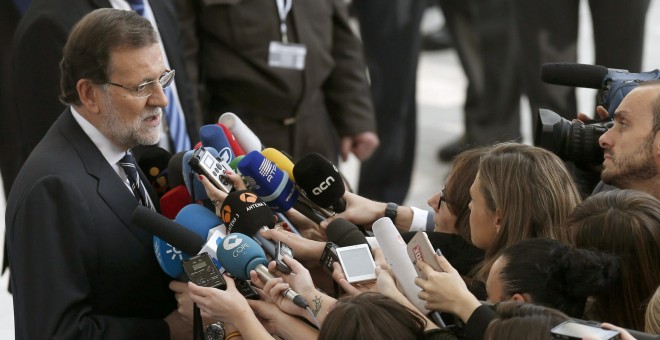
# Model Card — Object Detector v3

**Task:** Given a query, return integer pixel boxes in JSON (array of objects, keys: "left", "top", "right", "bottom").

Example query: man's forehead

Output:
[{"left": 614, "top": 86, "right": 659, "bottom": 119}]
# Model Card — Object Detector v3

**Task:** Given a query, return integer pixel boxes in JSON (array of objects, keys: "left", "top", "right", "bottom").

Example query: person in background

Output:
[
  {"left": 6, "top": 9, "right": 188, "bottom": 339},
  {"left": 566, "top": 189, "right": 660, "bottom": 331}
]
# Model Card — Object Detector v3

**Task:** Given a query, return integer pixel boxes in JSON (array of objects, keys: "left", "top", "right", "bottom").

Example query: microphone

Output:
[
  {"left": 200, "top": 124, "right": 234, "bottom": 163},
  {"left": 131, "top": 205, "right": 206, "bottom": 278},
  {"left": 168, "top": 151, "right": 187, "bottom": 188},
  {"left": 220, "top": 190, "right": 277, "bottom": 257},
  {"left": 134, "top": 146, "right": 172, "bottom": 198},
  {"left": 326, "top": 218, "right": 368, "bottom": 247},
  {"left": 293, "top": 153, "right": 346, "bottom": 212},
  {"left": 160, "top": 184, "right": 193, "bottom": 219},
  {"left": 237, "top": 151, "right": 298, "bottom": 212},
  {"left": 218, "top": 112, "right": 263, "bottom": 153},
  {"left": 541, "top": 63, "right": 609, "bottom": 89},
  {"left": 182, "top": 147, "right": 219, "bottom": 201},
  {"left": 216, "top": 233, "right": 308, "bottom": 308},
  {"left": 262, "top": 148, "right": 295, "bottom": 182},
  {"left": 372, "top": 217, "right": 430, "bottom": 315},
  {"left": 219, "top": 123, "right": 246, "bottom": 157}
]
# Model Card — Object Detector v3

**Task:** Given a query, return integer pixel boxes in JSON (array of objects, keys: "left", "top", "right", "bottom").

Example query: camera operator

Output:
[{"left": 595, "top": 80, "right": 660, "bottom": 199}]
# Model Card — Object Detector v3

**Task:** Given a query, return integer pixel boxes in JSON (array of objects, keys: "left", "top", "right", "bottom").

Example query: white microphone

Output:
[
  {"left": 373, "top": 217, "right": 429, "bottom": 315},
  {"left": 218, "top": 112, "right": 263, "bottom": 153}
]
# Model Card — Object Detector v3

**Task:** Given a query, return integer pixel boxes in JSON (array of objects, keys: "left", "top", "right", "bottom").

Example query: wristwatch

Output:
[
  {"left": 385, "top": 202, "right": 398, "bottom": 222},
  {"left": 205, "top": 322, "right": 225, "bottom": 340}
]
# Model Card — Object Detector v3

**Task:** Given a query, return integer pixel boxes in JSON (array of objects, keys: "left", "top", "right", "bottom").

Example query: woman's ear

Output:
[{"left": 494, "top": 209, "right": 503, "bottom": 234}]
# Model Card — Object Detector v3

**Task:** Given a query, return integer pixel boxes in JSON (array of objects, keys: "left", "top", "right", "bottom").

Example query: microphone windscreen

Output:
[
  {"left": 372, "top": 217, "right": 429, "bottom": 315},
  {"left": 160, "top": 185, "right": 193, "bottom": 219},
  {"left": 168, "top": 151, "right": 187, "bottom": 188},
  {"left": 293, "top": 153, "right": 345, "bottom": 209},
  {"left": 216, "top": 233, "right": 269, "bottom": 280},
  {"left": 262, "top": 148, "right": 295, "bottom": 181},
  {"left": 200, "top": 124, "right": 234, "bottom": 163},
  {"left": 541, "top": 63, "right": 609, "bottom": 89},
  {"left": 326, "top": 218, "right": 368, "bottom": 247},
  {"left": 237, "top": 151, "right": 298, "bottom": 212},
  {"left": 218, "top": 112, "right": 262, "bottom": 153},
  {"left": 175, "top": 204, "right": 223, "bottom": 238},
  {"left": 131, "top": 205, "right": 205, "bottom": 256},
  {"left": 182, "top": 147, "right": 219, "bottom": 200},
  {"left": 134, "top": 146, "right": 172, "bottom": 197},
  {"left": 219, "top": 123, "right": 246, "bottom": 157},
  {"left": 220, "top": 190, "right": 275, "bottom": 235}
]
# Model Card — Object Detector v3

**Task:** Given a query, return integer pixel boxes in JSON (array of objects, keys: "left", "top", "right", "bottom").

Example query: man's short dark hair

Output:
[{"left": 59, "top": 8, "right": 159, "bottom": 105}]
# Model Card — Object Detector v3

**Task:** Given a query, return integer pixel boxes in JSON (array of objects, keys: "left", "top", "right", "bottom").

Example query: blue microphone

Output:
[
  {"left": 216, "top": 233, "right": 308, "bottom": 308},
  {"left": 237, "top": 151, "right": 298, "bottom": 212},
  {"left": 200, "top": 124, "right": 235, "bottom": 164}
]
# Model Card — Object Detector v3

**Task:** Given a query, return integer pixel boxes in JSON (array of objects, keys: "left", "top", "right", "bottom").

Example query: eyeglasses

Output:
[
  {"left": 106, "top": 69, "right": 175, "bottom": 98},
  {"left": 437, "top": 186, "right": 447, "bottom": 209}
]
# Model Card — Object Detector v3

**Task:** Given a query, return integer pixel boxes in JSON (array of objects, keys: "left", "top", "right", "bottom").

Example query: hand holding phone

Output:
[
  {"left": 336, "top": 244, "right": 377, "bottom": 284},
  {"left": 551, "top": 320, "right": 621, "bottom": 340},
  {"left": 275, "top": 241, "right": 294, "bottom": 274},
  {"left": 407, "top": 231, "right": 442, "bottom": 279}
]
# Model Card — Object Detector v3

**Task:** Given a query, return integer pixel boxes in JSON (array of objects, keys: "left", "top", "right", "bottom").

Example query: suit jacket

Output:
[
  {"left": 177, "top": 0, "right": 375, "bottom": 162},
  {"left": 6, "top": 109, "right": 176, "bottom": 339},
  {"left": 9, "top": 0, "right": 201, "bottom": 195}
]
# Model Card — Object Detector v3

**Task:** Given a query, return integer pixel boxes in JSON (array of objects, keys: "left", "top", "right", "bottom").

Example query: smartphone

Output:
[
  {"left": 335, "top": 244, "right": 377, "bottom": 284},
  {"left": 188, "top": 147, "right": 234, "bottom": 193},
  {"left": 182, "top": 252, "right": 227, "bottom": 290},
  {"left": 407, "top": 231, "right": 442, "bottom": 278},
  {"left": 551, "top": 320, "right": 620, "bottom": 340},
  {"left": 275, "top": 241, "right": 294, "bottom": 274}
]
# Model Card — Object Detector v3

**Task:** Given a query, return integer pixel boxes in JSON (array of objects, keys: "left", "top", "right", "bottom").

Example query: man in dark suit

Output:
[{"left": 6, "top": 9, "right": 190, "bottom": 339}]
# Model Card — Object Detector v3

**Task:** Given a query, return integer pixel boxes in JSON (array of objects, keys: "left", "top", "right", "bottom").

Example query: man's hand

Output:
[{"left": 340, "top": 132, "right": 379, "bottom": 162}]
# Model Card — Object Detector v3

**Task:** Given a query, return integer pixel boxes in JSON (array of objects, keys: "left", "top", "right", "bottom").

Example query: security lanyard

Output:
[{"left": 275, "top": 0, "right": 293, "bottom": 43}]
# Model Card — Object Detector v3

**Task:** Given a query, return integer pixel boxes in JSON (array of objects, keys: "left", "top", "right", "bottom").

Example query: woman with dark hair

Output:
[
  {"left": 486, "top": 238, "right": 620, "bottom": 318},
  {"left": 484, "top": 301, "right": 570, "bottom": 340},
  {"left": 566, "top": 189, "right": 660, "bottom": 331}
]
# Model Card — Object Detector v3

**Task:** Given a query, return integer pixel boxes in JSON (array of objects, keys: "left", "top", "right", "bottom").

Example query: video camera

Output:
[{"left": 535, "top": 63, "right": 660, "bottom": 169}]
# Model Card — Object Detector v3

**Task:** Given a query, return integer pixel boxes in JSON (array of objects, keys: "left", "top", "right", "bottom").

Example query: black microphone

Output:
[
  {"left": 293, "top": 153, "right": 346, "bottom": 213},
  {"left": 133, "top": 145, "right": 172, "bottom": 198},
  {"left": 220, "top": 190, "right": 278, "bottom": 258},
  {"left": 131, "top": 205, "right": 205, "bottom": 256},
  {"left": 541, "top": 63, "right": 609, "bottom": 89},
  {"left": 167, "top": 151, "right": 187, "bottom": 188},
  {"left": 326, "top": 218, "right": 368, "bottom": 247}
]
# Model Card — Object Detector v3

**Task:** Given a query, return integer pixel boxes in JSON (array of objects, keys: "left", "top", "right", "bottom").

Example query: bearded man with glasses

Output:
[{"left": 6, "top": 9, "right": 192, "bottom": 339}]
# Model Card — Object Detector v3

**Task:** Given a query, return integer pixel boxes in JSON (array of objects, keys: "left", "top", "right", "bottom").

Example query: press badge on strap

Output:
[{"left": 268, "top": 41, "right": 306, "bottom": 70}]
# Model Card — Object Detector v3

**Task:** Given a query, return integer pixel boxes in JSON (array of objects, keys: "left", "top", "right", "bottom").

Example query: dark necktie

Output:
[
  {"left": 126, "top": 0, "right": 145, "bottom": 16},
  {"left": 119, "top": 152, "right": 154, "bottom": 210}
]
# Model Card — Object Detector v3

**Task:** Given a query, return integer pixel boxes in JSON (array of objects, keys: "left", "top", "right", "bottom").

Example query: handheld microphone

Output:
[
  {"left": 372, "top": 217, "right": 430, "bottom": 315},
  {"left": 237, "top": 151, "right": 298, "bottom": 212},
  {"left": 216, "top": 233, "right": 308, "bottom": 308},
  {"left": 220, "top": 190, "right": 277, "bottom": 257},
  {"left": 219, "top": 123, "right": 246, "bottom": 157},
  {"left": 293, "top": 153, "right": 346, "bottom": 212},
  {"left": 168, "top": 151, "right": 187, "bottom": 188},
  {"left": 134, "top": 146, "right": 172, "bottom": 198},
  {"left": 541, "top": 63, "right": 609, "bottom": 89},
  {"left": 160, "top": 184, "right": 193, "bottom": 219},
  {"left": 326, "top": 218, "right": 368, "bottom": 247},
  {"left": 182, "top": 147, "right": 219, "bottom": 201},
  {"left": 262, "top": 148, "right": 295, "bottom": 182},
  {"left": 200, "top": 124, "right": 234, "bottom": 163},
  {"left": 218, "top": 112, "right": 263, "bottom": 153}
]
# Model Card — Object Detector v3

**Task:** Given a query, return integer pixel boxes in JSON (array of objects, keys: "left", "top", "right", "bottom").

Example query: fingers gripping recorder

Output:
[{"left": 216, "top": 233, "right": 309, "bottom": 309}]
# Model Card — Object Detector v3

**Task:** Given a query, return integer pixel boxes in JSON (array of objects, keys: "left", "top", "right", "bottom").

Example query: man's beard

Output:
[
  {"left": 601, "top": 135, "right": 657, "bottom": 189},
  {"left": 99, "top": 97, "right": 161, "bottom": 149}
]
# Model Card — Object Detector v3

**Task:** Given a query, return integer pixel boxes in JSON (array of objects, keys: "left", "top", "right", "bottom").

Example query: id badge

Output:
[{"left": 268, "top": 41, "right": 306, "bottom": 70}]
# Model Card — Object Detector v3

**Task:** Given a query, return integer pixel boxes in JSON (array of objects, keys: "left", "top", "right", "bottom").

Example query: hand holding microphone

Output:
[{"left": 319, "top": 191, "right": 385, "bottom": 229}]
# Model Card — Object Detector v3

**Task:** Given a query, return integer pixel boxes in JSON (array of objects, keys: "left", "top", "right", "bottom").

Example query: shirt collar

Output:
[{"left": 70, "top": 106, "right": 127, "bottom": 166}]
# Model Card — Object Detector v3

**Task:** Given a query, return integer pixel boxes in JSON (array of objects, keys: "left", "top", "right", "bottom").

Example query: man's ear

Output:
[
  {"left": 76, "top": 79, "right": 101, "bottom": 114},
  {"left": 511, "top": 293, "right": 529, "bottom": 303}
]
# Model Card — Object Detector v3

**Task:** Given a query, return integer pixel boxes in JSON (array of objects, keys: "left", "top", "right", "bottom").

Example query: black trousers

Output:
[{"left": 355, "top": 0, "right": 426, "bottom": 204}]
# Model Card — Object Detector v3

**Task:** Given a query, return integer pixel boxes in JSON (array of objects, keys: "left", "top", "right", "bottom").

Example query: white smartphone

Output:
[
  {"left": 551, "top": 320, "right": 620, "bottom": 340},
  {"left": 335, "top": 244, "right": 377, "bottom": 284},
  {"left": 407, "top": 231, "right": 442, "bottom": 278}
]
